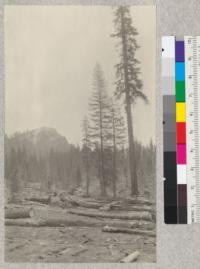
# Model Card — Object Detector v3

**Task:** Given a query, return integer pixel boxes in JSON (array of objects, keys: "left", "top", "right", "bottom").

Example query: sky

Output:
[{"left": 5, "top": 5, "right": 156, "bottom": 146}]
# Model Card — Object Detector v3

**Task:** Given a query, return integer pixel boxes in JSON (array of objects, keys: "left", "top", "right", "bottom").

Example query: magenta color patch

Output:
[{"left": 177, "top": 144, "right": 186, "bottom": 164}]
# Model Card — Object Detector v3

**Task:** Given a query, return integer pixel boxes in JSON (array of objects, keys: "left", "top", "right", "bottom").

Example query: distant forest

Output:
[{"left": 5, "top": 131, "right": 155, "bottom": 201}]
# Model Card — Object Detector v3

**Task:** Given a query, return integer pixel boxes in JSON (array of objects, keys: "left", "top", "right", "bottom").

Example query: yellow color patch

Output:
[{"left": 176, "top": 103, "right": 186, "bottom": 122}]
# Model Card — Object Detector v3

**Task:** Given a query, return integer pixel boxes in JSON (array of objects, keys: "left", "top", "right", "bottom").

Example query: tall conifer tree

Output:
[{"left": 112, "top": 6, "right": 147, "bottom": 195}]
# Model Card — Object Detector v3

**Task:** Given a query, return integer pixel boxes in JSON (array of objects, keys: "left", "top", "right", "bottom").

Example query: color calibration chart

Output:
[{"left": 162, "top": 36, "right": 200, "bottom": 224}]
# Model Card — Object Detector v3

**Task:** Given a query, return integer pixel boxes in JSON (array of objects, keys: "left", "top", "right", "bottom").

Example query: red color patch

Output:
[{"left": 176, "top": 122, "right": 186, "bottom": 144}]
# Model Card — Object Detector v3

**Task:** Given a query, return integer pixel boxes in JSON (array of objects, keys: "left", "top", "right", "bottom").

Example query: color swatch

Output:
[{"left": 175, "top": 40, "right": 187, "bottom": 224}]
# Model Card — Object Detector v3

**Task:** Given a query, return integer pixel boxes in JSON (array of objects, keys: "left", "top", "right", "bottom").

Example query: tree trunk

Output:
[
  {"left": 120, "top": 8, "right": 138, "bottom": 195},
  {"left": 5, "top": 217, "right": 143, "bottom": 229},
  {"left": 120, "top": 251, "right": 140, "bottom": 263},
  {"left": 67, "top": 208, "right": 152, "bottom": 221},
  {"left": 99, "top": 94, "right": 107, "bottom": 197},
  {"left": 112, "top": 109, "right": 117, "bottom": 198},
  {"left": 113, "top": 149, "right": 117, "bottom": 198},
  {"left": 5, "top": 207, "right": 33, "bottom": 219},
  {"left": 26, "top": 196, "right": 50, "bottom": 205},
  {"left": 125, "top": 197, "right": 153, "bottom": 205},
  {"left": 85, "top": 145, "right": 90, "bottom": 196},
  {"left": 86, "top": 168, "right": 90, "bottom": 196},
  {"left": 126, "top": 103, "right": 138, "bottom": 195},
  {"left": 5, "top": 218, "right": 41, "bottom": 227},
  {"left": 102, "top": 226, "right": 155, "bottom": 237},
  {"left": 97, "top": 146, "right": 106, "bottom": 197}
]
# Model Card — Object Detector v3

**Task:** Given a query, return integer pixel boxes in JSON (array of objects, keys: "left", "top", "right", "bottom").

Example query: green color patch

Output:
[{"left": 176, "top": 81, "right": 185, "bottom": 102}]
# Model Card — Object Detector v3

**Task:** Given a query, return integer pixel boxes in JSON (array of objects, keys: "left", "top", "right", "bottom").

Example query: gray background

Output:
[{"left": 0, "top": 0, "right": 200, "bottom": 268}]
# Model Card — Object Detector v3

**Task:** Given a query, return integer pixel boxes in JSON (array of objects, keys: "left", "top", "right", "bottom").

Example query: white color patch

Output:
[
  {"left": 177, "top": 164, "right": 187, "bottom": 184},
  {"left": 162, "top": 36, "right": 175, "bottom": 58}
]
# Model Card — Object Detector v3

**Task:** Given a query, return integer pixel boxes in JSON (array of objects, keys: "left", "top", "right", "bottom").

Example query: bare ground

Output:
[{"left": 5, "top": 225, "right": 156, "bottom": 263}]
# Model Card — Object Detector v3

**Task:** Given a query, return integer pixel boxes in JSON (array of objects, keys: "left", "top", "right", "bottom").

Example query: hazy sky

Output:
[{"left": 5, "top": 5, "right": 156, "bottom": 145}]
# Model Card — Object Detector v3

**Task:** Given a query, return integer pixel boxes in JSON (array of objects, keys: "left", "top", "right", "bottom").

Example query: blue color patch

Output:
[
  {"left": 175, "top": 41, "right": 185, "bottom": 62},
  {"left": 176, "top": 62, "right": 185, "bottom": 81}
]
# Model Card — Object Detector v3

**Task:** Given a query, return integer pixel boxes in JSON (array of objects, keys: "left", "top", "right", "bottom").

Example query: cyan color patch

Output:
[{"left": 176, "top": 62, "right": 185, "bottom": 81}]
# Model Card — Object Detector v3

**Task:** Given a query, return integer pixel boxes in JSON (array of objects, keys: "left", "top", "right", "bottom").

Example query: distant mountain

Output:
[{"left": 5, "top": 127, "right": 70, "bottom": 156}]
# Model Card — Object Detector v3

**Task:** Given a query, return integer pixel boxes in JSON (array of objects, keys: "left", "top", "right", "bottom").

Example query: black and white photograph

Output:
[{"left": 4, "top": 5, "right": 156, "bottom": 263}]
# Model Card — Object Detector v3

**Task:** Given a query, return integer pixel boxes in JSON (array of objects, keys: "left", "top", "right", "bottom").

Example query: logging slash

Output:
[
  {"left": 120, "top": 251, "right": 140, "bottom": 263},
  {"left": 102, "top": 225, "right": 156, "bottom": 237},
  {"left": 67, "top": 209, "right": 152, "bottom": 221}
]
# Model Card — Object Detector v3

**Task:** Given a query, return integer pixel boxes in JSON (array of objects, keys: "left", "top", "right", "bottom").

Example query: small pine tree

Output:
[{"left": 89, "top": 63, "right": 111, "bottom": 197}]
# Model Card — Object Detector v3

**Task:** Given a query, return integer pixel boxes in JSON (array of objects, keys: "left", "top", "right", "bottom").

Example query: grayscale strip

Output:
[{"left": 162, "top": 36, "right": 177, "bottom": 224}]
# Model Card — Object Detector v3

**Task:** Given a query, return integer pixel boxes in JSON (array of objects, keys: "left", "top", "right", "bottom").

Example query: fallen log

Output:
[
  {"left": 75, "top": 204, "right": 152, "bottom": 213},
  {"left": 26, "top": 196, "right": 50, "bottom": 205},
  {"left": 138, "top": 221, "right": 155, "bottom": 230},
  {"left": 74, "top": 202, "right": 152, "bottom": 213},
  {"left": 5, "top": 215, "right": 152, "bottom": 230},
  {"left": 67, "top": 209, "right": 152, "bottom": 221},
  {"left": 5, "top": 218, "right": 84, "bottom": 227},
  {"left": 5, "top": 218, "right": 41, "bottom": 227},
  {"left": 125, "top": 197, "right": 154, "bottom": 206},
  {"left": 99, "top": 201, "right": 120, "bottom": 211},
  {"left": 102, "top": 226, "right": 156, "bottom": 237},
  {"left": 5, "top": 207, "right": 33, "bottom": 219},
  {"left": 60, "top": 194, "right": 107, "bottom": 209},
  {"left": 22, "top": 201, "right": 49, "bottom": 207},
  {"left": 5, "top": 216, "right": 133, "bottom": 228},
  {"left": 111, "top": 204, "right": 152, "bottom": 212},
  {"left": 120, "top": 251, "right": 140, "bottom": 263},
  {"left": 58, "top": 194, "right": 154, "bottom": 211},
  {"left": 69, "top": 200, "right": 99, "bottom": 209},
  {"left": 60, "top": 194, "right": 113, "bottom": 204},
  {"left": 71, "top": 246, "right": 88, "bottom": 256}
]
